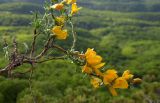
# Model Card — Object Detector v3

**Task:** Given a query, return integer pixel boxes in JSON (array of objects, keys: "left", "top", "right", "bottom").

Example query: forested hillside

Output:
[
  {"left": 0, "top": 0, "right": 160, "bottom": 103},
  {"left": 1, "top": 0, "right": 160, "bottom": 12}
]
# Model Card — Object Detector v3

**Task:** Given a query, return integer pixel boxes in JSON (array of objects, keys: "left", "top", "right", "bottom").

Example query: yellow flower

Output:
[
  {"left": 85, "top": 48, "right": 103, "bottom": 66},
  {"left": 50, "top": 3, "right": 64, "bottom": 10},
  {"left": 132, "top": 78, "right": 142, "bottom": 84},
  {"left": 82, "top": 48, "right": 105, "bottom": 76},
  {"left": 90, "top": 77, "right": 102, "bottom": 88},
  {"left": 51, "top": 26, "right": 68, "bottom": 40},
  {"left": 82, "top": 64, "right": 92, "bottom": 74},
  {"left": 85, "top": 48, "right": 96, "bottom": 58},
  {"left": 108, "top": 86, "right": 118, "bottom": 96},
  {"left": 55, "top": 16, "right": 65, "bottom": 26},
  {"left": 71, "top": 3, "right": 81, "bottom": 15},
  {"left": 113, "top": 77, "right": 128, "bottom": 89},
  {"left": 122, "top": 70, "right": 134, "bottom": 80},
  {"left": 94, "top": 69, "right": 103, "bottom": 77},
  {"left": 64, "top": 0, "right": 76, "bottom": 4},
  {"left": 87, "top": 55, "right": 102, "bottom": 65},
  {"left": 105, "top": 69, "right": 117, "bottom": 75},
  {"left": 103, "top": 70, "right": 130, "bottom": 95},
  {"left": 94, "top": 63, "right": 105, "bottom": 69},
  {"left": 103, "top": 69, "right": 118, "bottom": 85}
]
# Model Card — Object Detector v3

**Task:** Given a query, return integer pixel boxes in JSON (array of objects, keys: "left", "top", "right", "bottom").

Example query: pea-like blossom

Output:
[
  {"left": 51, "top": 26, "right": 68, "bottom": 40},
  {"left": 71, "top": 3, "right": 81, "bottom": 15}
]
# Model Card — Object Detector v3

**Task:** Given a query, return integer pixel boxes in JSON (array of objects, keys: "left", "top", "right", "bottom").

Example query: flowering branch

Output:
[{"left": 0, "top": 0, "right": 142, "bottom": 97}]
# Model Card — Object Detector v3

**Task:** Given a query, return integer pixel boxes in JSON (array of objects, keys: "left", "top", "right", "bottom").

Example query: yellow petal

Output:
[
  {"left": 103, "top": 74, "right": 118, "bottom": 85},
  {"left": 93, "top": 63, "right": 105, "bottom": 69},
  {"left": 94, "top": 69, "right": 103, "bottom": 77},
  {"left": 113, "top": 77, "right": 128, "bottom": 89},
  {"left": 84, "top": 48, "right": 103, "bottom": 65},
  {"left": 90, "top": 77, "right": 102, "bottom": 88},
  {"left": 85, "top": 48, "right": 96, "bottom": 58},
  {"left": 82, "top": 64, "right": 92, "bottom": 74},
  {"left": 105, "top": 69, "right": 117, "bottom": 75},
  {"left": 108, "top": 86, "right": 118, "bottom": 96},
  {"left": 87, "top": 55, "right": 102, "bottom": 65},
  {"left": 71, "top": 3, "right": 81, "bottom": 15},
  {"left": 51, "top": 26, "right": 68, "bottom": 40},
  {"left": 56, "top": 29, "right": 68, "bottom": 39},
  {"left": 103, "top": 69, "right": 118, "bottom": 85},
  {"left": 50, "top": 3, "right": 64, "bottom": 10},
  {"left": 52, "top": 26, "right": 61, "bottom": 34},
  {"left": 122, "top": 70, "right": 134, "bottom": 80}
]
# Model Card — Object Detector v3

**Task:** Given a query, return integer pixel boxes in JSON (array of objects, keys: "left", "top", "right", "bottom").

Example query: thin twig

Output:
[
  {"left": 35, "top": 56, "right": 66, "bottom": 63},
  {"left": 29, "top": 64, "right": 37, "bottom": 103},
  {"left": 30, "top": 29, "right": 38, "bottom": 58},
  {"left": 35, "top": 37, "right": 52, "bottom": 59},
  {"left": 70, "top": 21, "right": 77, "bottom": 51},
  {"left": 52, "top": 44, "right": 67, "bottom": 54}
]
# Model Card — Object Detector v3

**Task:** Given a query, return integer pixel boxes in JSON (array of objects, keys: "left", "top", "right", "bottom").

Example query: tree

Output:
[{"left": 0, "top": 0, "right": 141, "bottom": 101}]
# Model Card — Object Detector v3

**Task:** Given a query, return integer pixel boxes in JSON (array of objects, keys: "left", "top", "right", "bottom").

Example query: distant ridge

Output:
[{"left": 0, "top": 0, "right": 160, "bottom": 12}]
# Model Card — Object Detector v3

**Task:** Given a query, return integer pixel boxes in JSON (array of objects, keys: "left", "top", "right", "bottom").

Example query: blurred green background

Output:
[{"left": 0, "top": 0, "right": 160, "bottom": 103}]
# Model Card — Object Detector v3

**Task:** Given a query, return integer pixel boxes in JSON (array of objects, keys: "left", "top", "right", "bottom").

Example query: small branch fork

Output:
[
  {"left": 0, "top": 28, "right": 82, "bottom": 78},
  {"left": 0, "top": 33, "right": 69, "bottom": 77},
  {"left": 0, "top": 22, "right": 81, "bottom": 79},
  {"left": 0, "top": 1, "right": 82, "bottom": 81},
  {"left": 0, "top": 2, "right": 85, "bottom": 102},
  {"left": 0, "top": 24, "right": 81, "bottom": 103}
]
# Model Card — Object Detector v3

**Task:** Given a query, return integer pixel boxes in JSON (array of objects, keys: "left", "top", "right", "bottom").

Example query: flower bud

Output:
[{"left": 132, "top": 78, "right": 142, "bottom": 84}]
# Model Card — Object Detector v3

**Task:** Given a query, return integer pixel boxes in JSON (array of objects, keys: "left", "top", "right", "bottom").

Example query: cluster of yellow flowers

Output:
[
  {"left": 50, "top": 0, "right": 81, "bottom": 40},
  {"left": 49, "top": 0, "right": 142, "bottom": 96},
  {"left": 50, "top": 0, "right": 81, "bottom": 14},
  {"left": 82, "top": 48, "right": 142, "bottom": 96}
]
